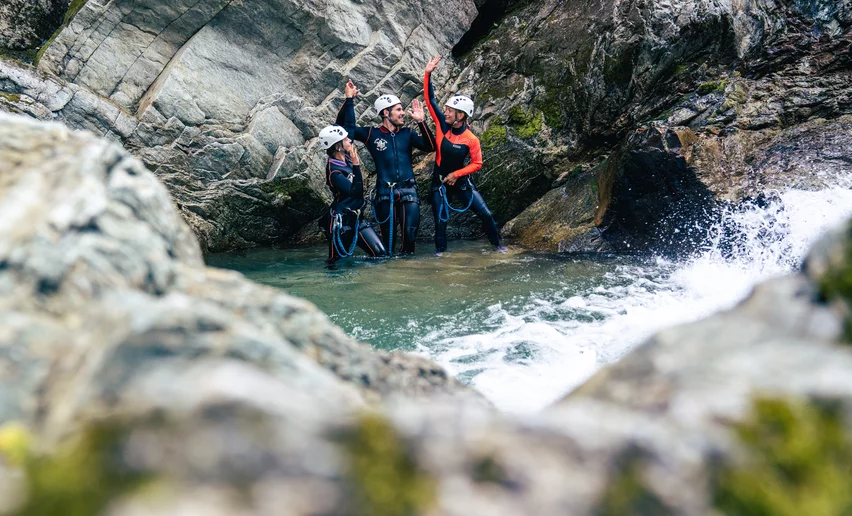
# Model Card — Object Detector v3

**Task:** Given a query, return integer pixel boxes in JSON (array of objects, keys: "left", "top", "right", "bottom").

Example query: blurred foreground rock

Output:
[{"left": 4, "top": 113, "right": 852, "bottom": 515}]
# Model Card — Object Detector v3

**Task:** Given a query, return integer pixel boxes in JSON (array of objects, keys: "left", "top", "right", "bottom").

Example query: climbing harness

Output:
[
  {"left": 436, "top": 180, "right": 475, "bottom": 223},
  {"left": 371, "top": 182, "right": 396, "bottom": 254},
  {"left": 331, "top": 209, "right": 360, "bottom": 258}
]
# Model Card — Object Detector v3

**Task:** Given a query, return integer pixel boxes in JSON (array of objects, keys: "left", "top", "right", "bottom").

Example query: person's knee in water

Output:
[
  {"left": 318, "top": 124, "right": 387, "bottom": 266},
  {"left": 423, "top": 56, "right": 506, "bottom": 254},
  {"left": 336, "top": 79, "right": 435, "bottom": 255}
]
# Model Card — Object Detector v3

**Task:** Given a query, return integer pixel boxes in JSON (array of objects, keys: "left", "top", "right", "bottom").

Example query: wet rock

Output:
[{"left": 457, "top": 0, "right": 852, "bottom": 254}]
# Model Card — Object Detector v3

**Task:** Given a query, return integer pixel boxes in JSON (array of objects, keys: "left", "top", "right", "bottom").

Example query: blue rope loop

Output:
[
  {"left": 437, "top": 181, "right": 475, "bottom": 223},
  {"left": 371, "top": 182, "right": 396, "bottom": 254},
  {"left": 331, "top": 209, "right": 360, "bottom": 258}
]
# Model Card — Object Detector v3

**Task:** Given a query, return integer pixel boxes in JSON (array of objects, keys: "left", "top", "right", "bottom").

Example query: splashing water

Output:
[{"left": 207, "top": 186, "right": 852, "bottom": 414}]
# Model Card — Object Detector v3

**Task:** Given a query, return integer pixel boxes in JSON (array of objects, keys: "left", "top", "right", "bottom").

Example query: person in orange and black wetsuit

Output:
[
  {"left": 423, "top": 56, "right": 506, "bottom": 255},
  {"left": 318, "top": 124, "right": 387, "bottom": 267}
]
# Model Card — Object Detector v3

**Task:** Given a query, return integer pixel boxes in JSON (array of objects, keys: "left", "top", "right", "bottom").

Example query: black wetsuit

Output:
[
  {"left": 337, "top": 97, "right": 436, "bottom": 254},
  {"left": 424, "top": 72, "right": 501, "bottom": 253},
  {"left": 320, "top": 156, "right": 387, "bottom": 263}
]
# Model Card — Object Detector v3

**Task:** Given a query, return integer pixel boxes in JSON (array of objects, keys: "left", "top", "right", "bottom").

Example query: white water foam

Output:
[{"left": 426, "top": 186, "right": 852, "bottom": 414}]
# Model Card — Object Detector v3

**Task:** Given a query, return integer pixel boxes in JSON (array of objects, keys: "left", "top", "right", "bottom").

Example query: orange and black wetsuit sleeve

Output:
[
  {"left": 425, "top": 71, "right": 446, "bottom": 165},
  {"left": 452, "top": 129, "right": 483, "bottom": 178}
]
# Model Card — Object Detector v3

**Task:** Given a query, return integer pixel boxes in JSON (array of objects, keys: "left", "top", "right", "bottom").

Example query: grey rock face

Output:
[
  {"left": 12, "top": 0, "right": 478, "bottom": 251},
  {"left": 456, "top": 0, "right": 852, "bottom": 254},
  {"left": 0, "top": 0, "right": 67, "bottom": 50}
]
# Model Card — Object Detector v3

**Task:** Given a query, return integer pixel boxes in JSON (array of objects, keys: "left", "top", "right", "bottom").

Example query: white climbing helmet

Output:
[
  {"left": 318, "top": 125, "right": 348, "bottom": 150},
  {"left": 446, "top": 95, "right": 474, "bottom": 118},
  {"left": 374, "top": 94, "right": 402, "bottom": 116}
]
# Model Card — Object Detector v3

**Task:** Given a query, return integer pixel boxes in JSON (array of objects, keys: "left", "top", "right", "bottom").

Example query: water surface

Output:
[{"left": 208, "top": 187, "right": 852, "bottom": 413}]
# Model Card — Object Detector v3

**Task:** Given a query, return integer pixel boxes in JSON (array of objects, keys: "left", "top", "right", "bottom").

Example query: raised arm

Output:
[
  {"left": 336, "top": 80, "right": 371, "bottom": 142},
  {"left": 406, "top": 99, "right": 436, "bottom": 152},
  {"left": 424, "top": 56, "right": 449, "bottom": 134}
]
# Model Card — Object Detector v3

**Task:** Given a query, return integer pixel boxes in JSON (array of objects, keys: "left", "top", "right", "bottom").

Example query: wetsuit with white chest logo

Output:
[{"left": 337, "top": 97, "right": 436, "bottom": 254}]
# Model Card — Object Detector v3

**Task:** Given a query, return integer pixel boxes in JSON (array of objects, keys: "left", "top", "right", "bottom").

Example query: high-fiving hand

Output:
[
  {"left": 407, "top": 99, "right": 425, "bottom": 122},
  {"left": 425, "top": 56, "right": 441, "bottom": 74},
  {"left": 345, "top": 79, "right": 359, "bottom": 99}
]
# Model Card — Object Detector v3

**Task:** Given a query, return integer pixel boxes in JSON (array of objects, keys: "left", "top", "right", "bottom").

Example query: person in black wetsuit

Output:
[
  {"left": 318, "top": 124, "right": 387, "bottom": 266},
  {"left": 423, "top": 56, "right": 505, "bottom": 255},
  {"left": 336, "top": 79, "right": 436, "bottom": 255}
]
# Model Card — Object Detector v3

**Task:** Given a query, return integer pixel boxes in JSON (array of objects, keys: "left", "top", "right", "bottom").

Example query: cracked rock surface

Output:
[{"left": 2, "top": 0, "right": 477, "bottom": 251}]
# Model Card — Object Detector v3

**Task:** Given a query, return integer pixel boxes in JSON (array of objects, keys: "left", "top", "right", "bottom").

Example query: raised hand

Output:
[
  {"left": 425, "top": 56, "right": 441, "bottom": 74},
  {"left": 344, "top": 79, "right": 359, "bottom": 99},
  {"left": 407, "top": 99, "right": 425, "bottom": 122}
]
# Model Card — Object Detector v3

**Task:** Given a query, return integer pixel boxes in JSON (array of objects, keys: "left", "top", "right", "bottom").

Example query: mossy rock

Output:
[
  {"left": 0, "top": 92, "right": 23, "bottom": 103},
  {"left": 481, "top": 123, "right": 508, "bottom": 150},
  {"left": 714, "top": 397, "right": 852, "bottom": 516},
  {"left": 697, "top": 80, "right": 726, "bottom": 95},
  {"left": 506, "top": 106, "right": 543, "bottom": 139},
  {"left": 15, "top": 420, "right": 152, "bottom": 516},
  {"left": 33, "top": 0, "right": 89, "bottom": 67},
  {"left": 0, "top": 422, "right": 32, "bottom": 467},
  {"left": 342, "top": 413, "right": 435, "bottom": 516},
  {"left": 597, "top": 448, "right": 672, "bottom": 516}
]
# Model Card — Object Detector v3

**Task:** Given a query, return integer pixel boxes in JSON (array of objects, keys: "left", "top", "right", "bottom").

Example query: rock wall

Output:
[
  {"left": 0, "top": 0, "right": 477, "bottom": 252},
  {"left": 456, "top": 0, "right": 852, "bottom": 254}
]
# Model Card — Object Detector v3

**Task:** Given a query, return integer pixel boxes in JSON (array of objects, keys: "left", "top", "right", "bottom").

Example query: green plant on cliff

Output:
[
  {"left": 15, "top": 421, "right": 151, "bottom": 516},
  {"left": 343, "top": 414, "right": 435, "bottom": 516},
  {"left": 506, "top": 106, "right": 543, "bottom": 139},
  {"left": 697, "top": 80, "right": 726, "bottom": 95},
  {"left": 714, "top": 397, "right": 852, "bottom": 516},
  {"left": 481, "top": 122, "right": 508, "bottom": 150},
  {"left": 34, "top": 0, "right": 90, "bottom": 66}
]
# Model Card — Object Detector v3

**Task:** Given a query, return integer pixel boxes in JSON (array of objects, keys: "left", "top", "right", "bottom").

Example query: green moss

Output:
[
  {"left": 506, "top": 106, "right": 543, "bottom": 139},
  {"left": 471, "top": 455, "right": 508, "bottom": 484},
  {"left": 15, "top": 421, "right": 151, "bottom": 516},
  {"left": 818, "top": 224, "right": 852, "bottom": 340},
  {"left": 714, "top": 397, "right": 852, "bottom": 516},
  {"left": 597, "top": 451, "right": 671, "bottom": 516},
  {"left": 697, "top": 80, "right": 726, "bottom": 95},
  {"left": 481, "top": 123, "right": 508, "bottom": 150},
  {"left": 0, "top": 92, "right": 22, "bottom": 103},
  {"left": 343, "top": 414, "right": 435, "bottom": 516},
  {"left": 64, "top": 0, "right": 89, "bottom": 25},
  {"left": 33, "top": 0, "right": 89, "bottom": 67},
  {"left": 0, "top": 422, "right": 32, "bottom": 467}
]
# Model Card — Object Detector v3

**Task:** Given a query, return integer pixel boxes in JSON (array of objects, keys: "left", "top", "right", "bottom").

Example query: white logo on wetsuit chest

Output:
[
  {"left": 375, "top": 138, "right": 388, "bottom": 151},
  {"left": 347, "top": 173, "right": 354, "bottom": 182},
  {"left": 453, "top": 144, "right": 462, "bottom": 149}
]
